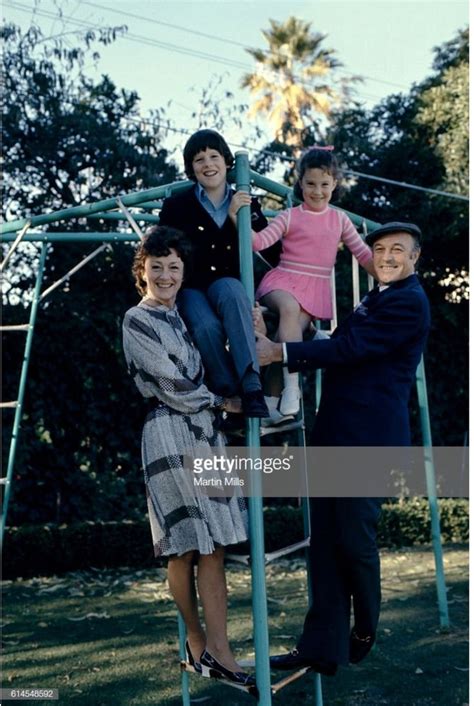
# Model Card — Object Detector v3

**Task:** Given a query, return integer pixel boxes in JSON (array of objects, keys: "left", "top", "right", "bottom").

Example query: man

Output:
[
  {"left": 256, "top": 222, "right": 430, "bottom": 675},
  {"left": 159, "top": 129, "right": 279, "bottom": 418}
]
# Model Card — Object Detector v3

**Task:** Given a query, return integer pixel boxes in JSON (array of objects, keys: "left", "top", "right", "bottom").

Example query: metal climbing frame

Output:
[{"left": 1, "top": 155, "right": 449, "bottom": 705}]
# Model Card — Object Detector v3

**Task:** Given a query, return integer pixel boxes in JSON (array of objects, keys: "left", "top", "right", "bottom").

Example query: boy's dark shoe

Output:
[{"left": 242, "top": 390, "right": 270, "bottom": 418}]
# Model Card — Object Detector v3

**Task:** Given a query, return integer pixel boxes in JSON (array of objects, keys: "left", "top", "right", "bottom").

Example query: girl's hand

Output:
[
  {"left": 252, "top": 303, "right": 267, "bottom": 335},
  {"left": 228, "top": 191, "right": 252, "bottom": 224},
  {"left": 223, "top": 396, "right": 243, "bottom": 414}
]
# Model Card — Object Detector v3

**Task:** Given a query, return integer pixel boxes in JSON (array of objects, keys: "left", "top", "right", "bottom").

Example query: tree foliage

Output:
[
  {"left": 327, "top": 28, "right": 469, "bottom": 444},
  {"left": 241, "top": 16, "right": 359, "bottom": 145},
  {"left": 2, "top": 22, "right": 178, "bottom": 525},
  {"left": 2, "top": 23, "right": 175, "bottom": 220}
]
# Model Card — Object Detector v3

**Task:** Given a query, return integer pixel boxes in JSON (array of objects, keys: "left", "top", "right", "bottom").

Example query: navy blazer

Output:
[
  {"left": 159, "top": 185, "right": 280, "bottom": 290},
  {"left": 287, "top": 274, "right": 431, "bottom": 446}
]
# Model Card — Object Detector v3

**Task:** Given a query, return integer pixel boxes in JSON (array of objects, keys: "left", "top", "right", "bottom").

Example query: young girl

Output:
[{"left": 230, "top": 147, "right": 375, "bottom": 417}]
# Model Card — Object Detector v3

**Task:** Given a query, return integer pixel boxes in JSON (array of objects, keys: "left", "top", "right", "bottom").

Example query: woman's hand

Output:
[
  {"left": 228, "top": 191, "right": 252, "bottom": 224},
  {"left": 223, "top": 396, "right": 243, "bottom": 414}
]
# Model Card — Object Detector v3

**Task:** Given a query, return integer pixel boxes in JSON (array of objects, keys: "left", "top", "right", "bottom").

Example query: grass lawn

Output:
[{"left": 2, "top": 544, "right": 468, "bottom": 705}]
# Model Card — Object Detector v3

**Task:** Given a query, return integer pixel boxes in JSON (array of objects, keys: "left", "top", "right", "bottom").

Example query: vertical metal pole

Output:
[
  {"left": 177, "top": 613, "right": 191, "bottom": 706},
  {"left": 416, "top": 355, "right": 449, "bottom": 628},
  {"left": 1, "top": 243, "right": 48, "bottom": 546},
  {"left": 235, "top": 151, "right": 272, "bottom": 705},
  {"left": 352, "top": 255, "right": 360, "bottom": 307},
  {"left": 301, "top": 498, "right": 323, "bottom": 706}
]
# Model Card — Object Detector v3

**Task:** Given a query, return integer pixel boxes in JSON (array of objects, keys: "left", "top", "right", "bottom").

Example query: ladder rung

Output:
[
  {"left": 0, "top": 324, "right": 30, "bottom": 332},
  {"left": 272, "top": 667, "right": 313, "bottom": 693},
  {"left": 260, "top": 419, "right": 304, "bottom": 436},
  {"left": 264, "top": 537, "right": 311, "bottom": 563},
  {"left": 180, "top": 660, "right": 259, "bottom": 697},
  {"left": 1, "top": 401, "right": 18, "bottom": 408},
  {"left": 225, "top": 419, "right": 304, "bottom": 439}
]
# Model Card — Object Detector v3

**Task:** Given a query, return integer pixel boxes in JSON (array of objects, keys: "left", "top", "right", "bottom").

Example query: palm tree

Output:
[{"left": 241, "top": 17, "right": 355, "bottom": 145}]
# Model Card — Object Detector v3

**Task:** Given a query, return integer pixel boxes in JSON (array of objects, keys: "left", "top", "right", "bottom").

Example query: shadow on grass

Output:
[{"left": 2, "top": 545, "right": 468, "bottom": 705}]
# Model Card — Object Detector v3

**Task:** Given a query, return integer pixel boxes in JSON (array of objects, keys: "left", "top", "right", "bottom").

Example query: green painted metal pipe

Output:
[
  {"left": 246, "top": 168, "right": 380, "bottom": 233},
  {"left": 1, "top": 233, "right": 140, "bottom": 243},
  {"left": 416, "top": 356, "right": 450, "bottom": 628},
  {"left": 177, "top": 613, "right": 191, "bottom": 706},
  {"left": 87, "top": 212, "right": 161, "bottom": 224},
  {"left": 235, "top": 151, "right": 273, "bottom": 704},
  {"left": 0, "top": 180, "right": 192, "bottom": 235},
  {"left": 1, "top": 243, "right": 48, "bottom": 545},
  {"left": 127, "top": 200, "right": 164, "bottom": 209}
]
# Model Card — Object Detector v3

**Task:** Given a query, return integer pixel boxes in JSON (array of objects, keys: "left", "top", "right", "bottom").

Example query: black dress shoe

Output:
[
  {"left": 199, "top": 649, "right": 256, "bottom": 686},
  {"left": 242, "top": 390, "right": 270, "bottom": 418},
  {"left": 349, "top": 628, "right": 375, "bottom": 664},
  {"left": 270, "top": 648, "right": 337, "bottom": 676}
]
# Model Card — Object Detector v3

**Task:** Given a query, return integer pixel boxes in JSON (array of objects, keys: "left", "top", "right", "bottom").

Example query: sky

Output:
[{"left": 2, "top": 0, "right": 469, "bottom": 164}]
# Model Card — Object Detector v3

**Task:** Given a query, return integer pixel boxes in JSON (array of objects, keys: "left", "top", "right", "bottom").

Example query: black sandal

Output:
[{"left": 185, "top": 640, "right": 202, "bottom": 673}]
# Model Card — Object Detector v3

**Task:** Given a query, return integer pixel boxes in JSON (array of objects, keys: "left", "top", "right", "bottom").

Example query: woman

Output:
[{"left": 122, "top": 225, "right": 254, "bottom": 686}]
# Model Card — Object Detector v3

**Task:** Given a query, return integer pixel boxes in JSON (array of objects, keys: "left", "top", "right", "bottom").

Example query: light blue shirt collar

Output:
[{"left": 195, "top": 182, "right": 232, "bottom": 227}]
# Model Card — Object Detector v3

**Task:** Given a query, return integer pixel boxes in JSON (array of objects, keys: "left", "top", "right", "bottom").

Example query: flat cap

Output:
[{"left": 365, "top": 221, "right": 422, "bottom": 247}]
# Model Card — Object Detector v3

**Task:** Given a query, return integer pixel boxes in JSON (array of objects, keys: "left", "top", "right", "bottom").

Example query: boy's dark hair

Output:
[
  {"left": 132, "top": 225, "right": 194, "bottom": 296},
  {"left": 183, "top": 129, "right": 234, "bottom": 180},
  {"left": 293, "top": 147, "right": 340, "bottom": 200}
]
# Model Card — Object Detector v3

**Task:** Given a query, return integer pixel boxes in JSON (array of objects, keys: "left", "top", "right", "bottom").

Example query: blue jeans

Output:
[{"left": 178, "top": 278, "right": 261, "bottom": 397}]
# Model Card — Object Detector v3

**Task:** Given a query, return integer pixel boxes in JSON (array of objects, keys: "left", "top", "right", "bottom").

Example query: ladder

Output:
[
  {"left": 1, "top": 239, "right": 110, "bottom": 545},
  {"left": 0, "top": 160, "right": 450, "bottom": 705}
]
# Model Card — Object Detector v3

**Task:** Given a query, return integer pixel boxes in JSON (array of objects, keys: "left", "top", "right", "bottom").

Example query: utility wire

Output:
[
  {"left": 4, "top": 2, "right": 468, "bottom": 202},
  {"left": 346, "top": 171, "right": 469, "bottom": 202},
  {"left": 4, "top": 0, "right": 391, "bottom": 103},
  {"left": 130, "top": 116, "right": 469, "bottom": 202},
  {"left": 80, "top": 0, "right": 411, "bottom": 92}
]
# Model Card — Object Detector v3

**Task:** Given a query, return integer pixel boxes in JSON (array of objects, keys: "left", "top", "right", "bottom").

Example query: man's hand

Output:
[
  {"left": 252, "top": 302, "right": 267, "bottom": 335},
  {"left": 255, "top": 330, "right": 283, "bottom": 366},
  {"left": 228, "top": 191, "right": 252, "bottom": 224}
]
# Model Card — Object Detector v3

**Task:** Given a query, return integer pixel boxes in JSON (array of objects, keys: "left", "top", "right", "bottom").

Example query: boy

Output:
[{"left": 159, "top": 129, "right": 277, "bottom": 418}]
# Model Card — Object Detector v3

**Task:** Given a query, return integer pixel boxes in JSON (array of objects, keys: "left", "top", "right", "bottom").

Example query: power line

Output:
[
  {"left": 346, "top": 170, "right": 468, "bottom": 202},
  {"left": 80, "top": 0, "right": 412, "bottom": 92},
  {"left": 129, "top": 116, "right": 469, "bottom": 202},
  {"left": 80, "top": 0, "right": 253, "bottom": 51},
  {"left": 4, "top": 3, "right": 468, "bottom": 202},
  {"left": 4, "top": 0, "right": 394, "bottom": 103}
]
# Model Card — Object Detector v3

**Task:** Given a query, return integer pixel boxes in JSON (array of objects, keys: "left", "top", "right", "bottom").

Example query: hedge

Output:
[{"left": 3, "top": 499, "right": 468, "bottom": 580}]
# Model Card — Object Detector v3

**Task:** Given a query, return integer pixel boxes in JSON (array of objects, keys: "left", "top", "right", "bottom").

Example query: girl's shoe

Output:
[
  {"left": 199, "top": 649, "right": 256, "bottom": 686},
  {"left": 185, "top": 640, "right": 202, "bottom": 674},
  {"left": 279, "top": 386, "right": 301, "bottom": 416},
  {"left": 261, "top": 407, "right": 295, "bottom": 427}
]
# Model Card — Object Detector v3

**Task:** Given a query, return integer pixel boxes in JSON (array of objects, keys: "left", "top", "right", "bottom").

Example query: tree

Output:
[
  {"left": 241, "top": 16, "right": 357, "bottom": 146},
  {"left": 2, "top": 22, "right": 178, "bottom": 525},
  {"left": 2, "top": 23, "right": 175, "bottom": 221},
  {"left": 327, "top": 28, "right": 469, "bottom": 445}
]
